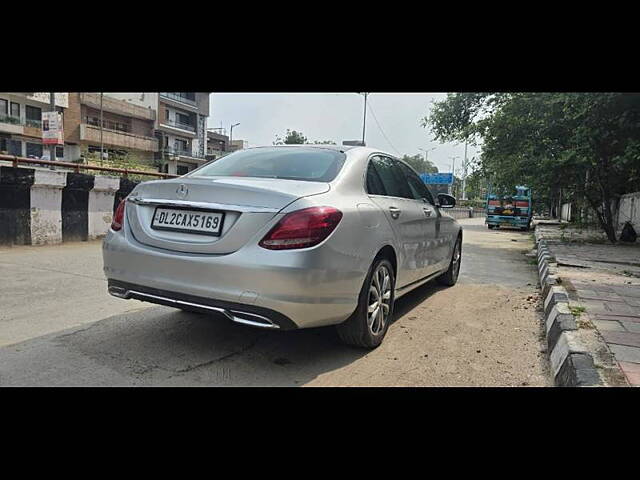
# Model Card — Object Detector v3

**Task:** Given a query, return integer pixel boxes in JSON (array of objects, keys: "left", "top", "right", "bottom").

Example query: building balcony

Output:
[
  {"left": 164, "top": 118, "right": 196, "bottom": 132},
  {"left": 158, "top": 119, "right": 197, "bottom": 137},
  {"left": 161, "top": 147, "right": 206, "bottom": 161},
  {"left": 80, "top": 124, "right": 159, "bottom": 152},
  {"left": 0, "top": 114, "right": 24, "bottom": 135},
  {"left": 79, "top": 93, "right": 156, "bottom": 121},
  {"left": 160, "top": 92, "right": 197, "bottom": 107}
]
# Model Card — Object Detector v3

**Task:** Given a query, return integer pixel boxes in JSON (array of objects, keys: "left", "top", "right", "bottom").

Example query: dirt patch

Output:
[{"left": 306, "top": 283, "right": 551, "bottom": 386}]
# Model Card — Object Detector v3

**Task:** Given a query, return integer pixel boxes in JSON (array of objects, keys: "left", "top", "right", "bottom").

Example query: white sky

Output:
[{"left": 207, "top": 93, "right": 480, "bottom": 175}]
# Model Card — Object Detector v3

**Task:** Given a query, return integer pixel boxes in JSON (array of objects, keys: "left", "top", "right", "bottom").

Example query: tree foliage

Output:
[
  {"left": 273, "top": 130, "right": 336, "bottom": 145},
  {"left": 425, "top": 93, "right": 640, "bottom": 242},
  {"left": 274, "top": 129, "right": 308, "bottom": 145},
  {"left": 400, "top": 154, "right": 438, "bottom": 174}
]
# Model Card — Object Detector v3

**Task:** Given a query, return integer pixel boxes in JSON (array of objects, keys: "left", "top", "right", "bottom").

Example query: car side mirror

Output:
[{"left": 437, "top": 193, "right": 456, "bottom": 208}]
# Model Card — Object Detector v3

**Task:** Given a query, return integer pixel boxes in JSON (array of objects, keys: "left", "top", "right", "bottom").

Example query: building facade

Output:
[
  {"left": 2, "top": 92, "right": 215, "bottom": 176},
  {"left": 0, "top": 93, "right": 68, "bottom": 160},
  {"left": 64, "top": 93, "right": 159, "bottom": 164}
]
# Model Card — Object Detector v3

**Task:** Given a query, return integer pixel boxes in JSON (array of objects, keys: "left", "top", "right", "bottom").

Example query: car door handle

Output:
[
  {"left": 423, "top": 207, "right": 433, "bottom": 217},
  {"left": 389, "top": 207, "right": 401, "bottom": 219}
]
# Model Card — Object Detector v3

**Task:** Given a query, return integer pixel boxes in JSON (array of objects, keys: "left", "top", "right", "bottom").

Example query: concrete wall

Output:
[
  {"left": 617, "top": 191, "right": 640, "bottom": 231},
  {"left": 30, "top": 170, "right": 66, "bottom": 245},
  {"left": 0, "top": 166, "right": 140, "bottom": 246},
  {"left": 88, "top": 176, "right": 120, "bottom": 240}
]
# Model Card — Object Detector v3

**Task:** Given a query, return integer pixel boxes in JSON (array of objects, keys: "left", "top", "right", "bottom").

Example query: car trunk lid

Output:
[{"left": 125, "top": 177, "right": 330, "bottom": 254}]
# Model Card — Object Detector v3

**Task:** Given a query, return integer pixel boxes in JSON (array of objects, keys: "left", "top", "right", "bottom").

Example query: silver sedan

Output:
[{"left": 103, "top": 145, "right": 462, "bottom": 348}]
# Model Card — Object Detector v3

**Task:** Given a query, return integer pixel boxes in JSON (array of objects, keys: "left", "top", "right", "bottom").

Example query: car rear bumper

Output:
[{"left": 102, "top": 227, "right": 365, "bottom": 329}]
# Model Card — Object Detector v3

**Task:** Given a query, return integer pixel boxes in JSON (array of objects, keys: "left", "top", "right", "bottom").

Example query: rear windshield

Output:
[{"left": 188, "top": 147, "right": 346, "bottom": 182}]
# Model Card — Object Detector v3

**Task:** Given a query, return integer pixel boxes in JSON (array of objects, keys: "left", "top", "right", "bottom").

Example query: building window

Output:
[
  {"left": 10, "top": 102, "right": 20, "bottom": 119},
  {"left": 0, "top": 99, "right": 7, "bottom": 115},
  {"left": 26, "top": 143, "right": 43, "bottom": 158},
  {"left": 175, "top": 112, "right": 190, "bottom": 125},
  {"left": 26, "top": 105, "right": 42, "bottom": 127},
  {"left": 175, "top": 139, "right": 188, "bottom": 152},
  {"left": 165, "top": 109, "right": 169, "bottom": 120},
  {"left": 177, "top": 165, "right": 190, "bottom": 175},
  {"left": 0, "top": 138, "right": 7, "bottom": 152},
  {"left": 8, "top": 139, "right": 22, "bottom": 156},
  {"left": 56, "top": 146, "right": 64, "bottom": 159}
]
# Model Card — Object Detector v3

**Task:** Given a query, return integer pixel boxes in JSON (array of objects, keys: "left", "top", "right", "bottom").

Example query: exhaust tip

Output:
[
  {"left": 108, "top": 286, "right": 130, "bottom": 299},
  {"left": 229, "top": 310, "right": 279, "bottom": 329}
]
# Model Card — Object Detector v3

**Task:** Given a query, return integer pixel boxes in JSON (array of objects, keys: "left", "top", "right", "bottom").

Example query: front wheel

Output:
[
  {"left": 336, "top": 258, "right": 395, "bottom": 349},
  {"left": 437, "top": 236, "right": 462, "bottom": 287}
]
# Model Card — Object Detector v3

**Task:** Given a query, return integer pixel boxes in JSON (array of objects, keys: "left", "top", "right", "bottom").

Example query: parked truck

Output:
[{"left": 486, "top": 185, "right": 532, "bottom": 231}]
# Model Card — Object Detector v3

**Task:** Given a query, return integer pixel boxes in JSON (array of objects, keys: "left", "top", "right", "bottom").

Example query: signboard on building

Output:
[
  {"left": 420, "top": 172, "right": 454, "bottom": 185},
  {"left": 42, "top": 112, "right": 64, "bottom": 145}
]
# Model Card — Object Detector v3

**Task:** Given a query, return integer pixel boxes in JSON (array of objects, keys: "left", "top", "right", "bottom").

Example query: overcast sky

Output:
[{"left": 207, "top": 93, "right": 479, "bottom": 174}]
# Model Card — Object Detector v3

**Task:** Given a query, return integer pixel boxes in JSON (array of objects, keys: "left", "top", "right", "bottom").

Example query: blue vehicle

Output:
[{"left": 486, "top": 185, "right": 532, "bottom": 231}]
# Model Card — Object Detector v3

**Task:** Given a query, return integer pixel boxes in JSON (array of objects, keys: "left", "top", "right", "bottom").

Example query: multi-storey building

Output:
[
  {"left": 108, "top": 93, "right": 210, "bottom": 174},
  {"left": 64, "top": 93, "right": 159, "bottom": 164},
  {"left": 155, "top": 92, "right": 210, "bottom": 174},
  {"left": 206, "top": 129, "right": 232, "bottom": 161},
  {"left": 0, "top": 93, "right": 68, "bottom": 160},
  {"left": 2, "top": 92, "right": 213, "bottom": 175}
]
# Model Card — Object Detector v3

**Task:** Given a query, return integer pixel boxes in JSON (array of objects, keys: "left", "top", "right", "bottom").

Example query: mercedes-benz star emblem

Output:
[{"left": 176, "top": 184, "right": 188, "bottom": 199}]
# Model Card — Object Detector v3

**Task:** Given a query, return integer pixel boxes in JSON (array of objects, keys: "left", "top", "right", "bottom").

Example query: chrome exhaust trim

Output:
[
  {"left": 109, "top": 287, "right": 280, "bottom": 329},
  {"left": 108, "top": 286, "right": 130, "bottom": 298}
]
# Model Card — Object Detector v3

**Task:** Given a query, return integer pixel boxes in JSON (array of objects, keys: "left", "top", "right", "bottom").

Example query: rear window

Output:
[{"left": 188, "top": 147, "right": 346, "bottom": 182}]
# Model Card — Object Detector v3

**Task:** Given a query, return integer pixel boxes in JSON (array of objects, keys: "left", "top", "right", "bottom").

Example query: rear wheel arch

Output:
[{"left": 375, "top": 245, "right": 397, "bottom": 277}]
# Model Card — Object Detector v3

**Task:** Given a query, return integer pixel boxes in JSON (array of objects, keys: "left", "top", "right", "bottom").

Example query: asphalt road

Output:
[{"left": 0, "top": 217, "right": 550, "bottom": 386}]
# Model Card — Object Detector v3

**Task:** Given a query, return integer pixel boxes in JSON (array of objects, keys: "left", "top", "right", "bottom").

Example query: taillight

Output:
[
  {"left": 111, "top": 198, "right": 126, "bottom": 231},
  {"left": 259, "top": 206, "right": 343, "bottom": 250}
]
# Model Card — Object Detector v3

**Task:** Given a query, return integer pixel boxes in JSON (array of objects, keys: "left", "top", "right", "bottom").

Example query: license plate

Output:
[{"left": 151, "top": 207, "right": 224, "bottom": 236}]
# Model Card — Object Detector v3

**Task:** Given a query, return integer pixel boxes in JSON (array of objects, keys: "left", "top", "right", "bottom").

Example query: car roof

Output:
[{"left": 243, "top": 144, "right": 395, "bottom": 157}]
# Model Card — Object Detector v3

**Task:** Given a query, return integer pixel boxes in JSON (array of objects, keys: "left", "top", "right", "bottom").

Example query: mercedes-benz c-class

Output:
[{"left": 103, "top": 145, "right": 462, "bottom": 348}]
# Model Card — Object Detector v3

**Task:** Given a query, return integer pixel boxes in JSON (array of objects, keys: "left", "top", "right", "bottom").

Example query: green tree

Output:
[
  {"left": 424, "top": 93, "right": 640, "bottom": 242},
  {"left": 401, "top": 154, "right": 438, "bottom": 174},
  {"left": 274, "top": 129, "right": 308, "bottom": 145},
  {"left": 313, "top": 140, "right": 337, "bottom": 145}
]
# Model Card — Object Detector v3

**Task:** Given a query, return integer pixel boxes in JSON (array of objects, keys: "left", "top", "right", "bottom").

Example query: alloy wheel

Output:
[{"left": 368, "top": 264, "right": 392, "bottom": 335}]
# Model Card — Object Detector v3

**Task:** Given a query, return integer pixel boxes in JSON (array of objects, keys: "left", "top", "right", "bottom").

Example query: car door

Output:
[
  {"left": 365, "top": 155, "right": 429, "bottom": 287},
  {"left": 397, "top": 161, "right": 445, "bottom": 276}
]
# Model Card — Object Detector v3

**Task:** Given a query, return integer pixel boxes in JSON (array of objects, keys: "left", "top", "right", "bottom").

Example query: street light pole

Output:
[
  {"left": 418, "top": 146, "right": 437, "bottom": 174},
  {"left": 461, "top": 139, "right": 468, "bottom": 200},
  {"left": 449, "top": 156, "right": 459, "bottom": 196},
  {"left": 49, "top": 93, "right": 56, "bottom": 170},
  {"left": 100, "top": 92, "right": 104, "bottom": 166},
  {"left": 358, "top": 92, "right": 369, "bottom": 146},
  {"left": 230, "top": 122, "right": 240, "bottom": 150}
]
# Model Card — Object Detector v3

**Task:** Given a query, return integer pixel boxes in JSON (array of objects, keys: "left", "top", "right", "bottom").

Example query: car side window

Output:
[
  {"left": 398, "top": 162, "right": 436, "bottom": 205},
  {"left": 366, "top": 160, "right": 386, "bottom": 196},
  {"left": 370, "top": 156, "right": 413, "bottom": 199}
]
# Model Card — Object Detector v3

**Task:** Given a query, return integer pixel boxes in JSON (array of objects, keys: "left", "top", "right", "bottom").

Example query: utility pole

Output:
[
  {"left": 46, "top": 93, "right": 59, "bottom": 170},
  {"left": 100, "top": 92, "right": 104, "bottom": 166},
  {"left": 461, "top": 139, "right": 468, "bottom": 200},
  {"left": 449, "top": 156, "right": 459, "bottom": 195},
  {"left": 230, "top": 122, "right": 240, "bottom": 150},
  {"left": 360, "top": 92, "right": 368, "bottom": 146}
]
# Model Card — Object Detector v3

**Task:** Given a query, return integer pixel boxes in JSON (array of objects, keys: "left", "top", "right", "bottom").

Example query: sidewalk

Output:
[{"left": 535, "top": 221, "right": 640, "bottom": 385}]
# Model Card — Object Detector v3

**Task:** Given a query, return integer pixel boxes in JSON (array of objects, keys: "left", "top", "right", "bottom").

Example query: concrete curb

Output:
[{"left": 535, "top": 238, "right": 603, "bottom": 386}]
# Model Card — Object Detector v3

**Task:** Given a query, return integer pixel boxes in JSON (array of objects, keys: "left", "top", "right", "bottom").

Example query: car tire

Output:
[
  {"left": 488, "top": 224, "right": 495, "bottom": 229},
  {"left": 336, "top": 257, "right": 395, "bottom": 349},
  {"left": 436, "top": 235, "right": 462, "bottom": 287}
]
